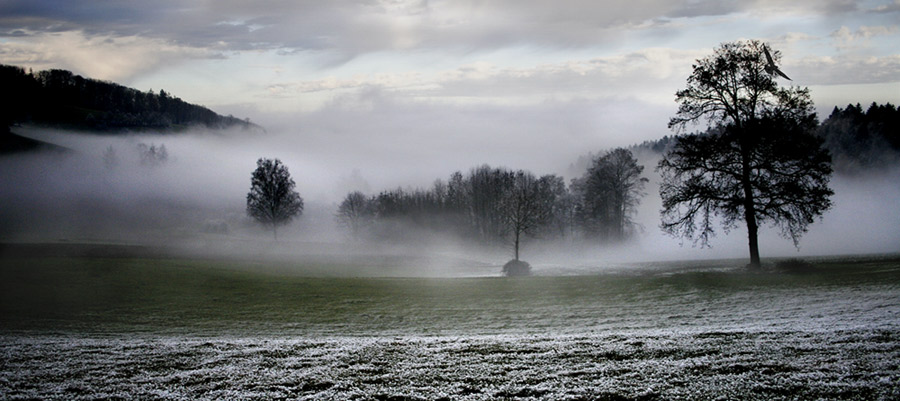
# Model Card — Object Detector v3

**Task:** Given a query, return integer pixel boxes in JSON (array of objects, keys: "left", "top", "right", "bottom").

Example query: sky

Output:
[
  {"left": 1, "top": 1, "right": 899, "bottom": 179},
  {"left": 1, "top": 1, "right": 897, "bottom": 115}
]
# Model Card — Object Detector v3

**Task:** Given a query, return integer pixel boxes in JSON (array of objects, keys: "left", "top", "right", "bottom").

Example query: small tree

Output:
[
  {"left": 246, "top": 158, "right": 304, "bottom": 239},
  {"left": 500, "top": 171, "right": 557, "bottom": 262},
  {"left": 660, "top": 40, "right": 833, "bottom": 267}
]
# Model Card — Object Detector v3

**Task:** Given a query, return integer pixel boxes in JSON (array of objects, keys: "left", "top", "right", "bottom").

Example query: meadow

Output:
[{"left": 1, "top": 246, "right": 899, "bottom": 400}]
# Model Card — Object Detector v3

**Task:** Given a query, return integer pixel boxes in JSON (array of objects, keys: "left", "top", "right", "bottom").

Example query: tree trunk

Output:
[
  {"left": 746, "top": 214, "right": 761, "bottom": 268},
  {"left": 739, "top": 126, "right": 762, "bottom": 269},
  {"left": 514, "top": 230, "right": 520, "bottom": 261}
]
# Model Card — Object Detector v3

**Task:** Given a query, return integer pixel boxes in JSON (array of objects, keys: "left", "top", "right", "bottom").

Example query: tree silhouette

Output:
[
  {"left": 246, "top": 158, "right": 304, "bottom": 239},
  {"left": 500, "top": 171, "right": 557, "bottom": 261},
  {"left": 572, "top": 148, "right": 647, "bottom": 242},
  {"left": 660, "top": 40, "right": 833, "bottom": 268}
]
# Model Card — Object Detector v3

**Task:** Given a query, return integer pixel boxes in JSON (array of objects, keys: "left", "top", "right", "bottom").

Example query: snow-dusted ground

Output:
[
  {"left": 1, "top": 258, "right": 899, "bottom": 400},
  {"left": 2, "top": 329, "right": 898, "bottom": 400}
]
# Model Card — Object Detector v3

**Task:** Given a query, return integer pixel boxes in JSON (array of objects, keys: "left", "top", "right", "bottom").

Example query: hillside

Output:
[{"left": 0, "top": 64, "right": 261, "bottom": 134}]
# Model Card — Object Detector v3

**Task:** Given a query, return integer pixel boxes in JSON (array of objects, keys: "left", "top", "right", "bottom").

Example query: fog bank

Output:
[{"left": 2, "top": 123, "right": 898, "bottom": 269}]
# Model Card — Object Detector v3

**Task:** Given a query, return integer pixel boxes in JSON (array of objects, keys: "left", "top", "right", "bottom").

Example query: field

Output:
[{"left": 1, "top": 245, "right": 899, "bottom": 400}]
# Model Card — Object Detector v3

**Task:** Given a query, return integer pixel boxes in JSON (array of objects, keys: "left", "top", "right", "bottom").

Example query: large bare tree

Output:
[{"left": 660, "top": 40, "right": 833, "bottom": 267}]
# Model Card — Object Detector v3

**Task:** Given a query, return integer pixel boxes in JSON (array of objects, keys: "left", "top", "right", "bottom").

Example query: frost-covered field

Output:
[
  {"left": 1, "top": 252, "right": 899, "bottom": 400},
  {"left": 2, "top": 329, "right": 900, "bottom": 400}
]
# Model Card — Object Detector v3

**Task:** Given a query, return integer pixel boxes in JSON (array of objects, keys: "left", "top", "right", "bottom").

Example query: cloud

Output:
[
  {"left": 264, "top": 48, "right": 701, "bottom": 108},
  {"left": 793, "top": 54, "right": 900, "bottom": 85},
  {"left": 0, "top": 30, "right": 219, "bottom": 82},
  {"left": 749, "top": 0, "right": 859, "bottom": 16},
  {"left": 0, "top": 1, "right": 870, "bottom": 59},
  {"left": 869, "top": 0, "right": 900, "bottom": 13},
  {"left": 829, "top": 24, "right": 900, "bottom": 52},
  {"left": 1, "top": 1, "right": 894, "bottom": 115}
]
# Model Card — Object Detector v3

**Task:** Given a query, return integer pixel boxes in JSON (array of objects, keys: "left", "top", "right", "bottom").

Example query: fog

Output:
[
  {"left": 627, "top": 150, "right": 900, "bottom": 262},
  {"left": 2, "top": 115, "right": 899, "bottom": 273}
]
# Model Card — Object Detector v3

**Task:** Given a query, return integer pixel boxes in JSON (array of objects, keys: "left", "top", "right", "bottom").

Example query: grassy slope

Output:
[{"left": 2, "top": 254, "right": 898, "bottom": 336}]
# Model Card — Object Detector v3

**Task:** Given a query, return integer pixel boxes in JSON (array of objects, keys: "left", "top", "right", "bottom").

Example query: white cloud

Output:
[
  {"left": 793, "top": 54, "right": 900, "bottom": 85},
  {"left": 263, "top": 48, "right": 701, "bottom": 110},
  {"left": 830, "top": 25, "right": 900, "bottom": 50},
  {"left": 0, "top": 30, "right": 218, "bottom": 82}
]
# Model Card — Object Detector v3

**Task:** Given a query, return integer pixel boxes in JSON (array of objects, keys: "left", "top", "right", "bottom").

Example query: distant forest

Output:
[
  {"left": 628, "top": 102, "right": 900, "bottom": 173},
  {"left": 0, "top": 64, "right": 257, "bottom": 132}
]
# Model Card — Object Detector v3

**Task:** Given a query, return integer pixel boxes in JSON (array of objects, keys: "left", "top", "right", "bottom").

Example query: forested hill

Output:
[
  {"left": 626, "top": 102, "right": 900, "bottom": 173},
  {"left": 0, "top": 64, "right": 261, "bottom": 132}
]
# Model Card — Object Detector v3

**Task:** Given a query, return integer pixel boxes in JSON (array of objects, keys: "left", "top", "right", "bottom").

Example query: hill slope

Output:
[{"left": 0, "top": 64, "right": 261, "bottom": 133}]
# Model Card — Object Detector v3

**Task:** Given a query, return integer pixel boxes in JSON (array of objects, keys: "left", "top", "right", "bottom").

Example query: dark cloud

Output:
[
  {"left": 0, "top": 29, "right": 30, "bottom": 37},
  {"left": 0, "top": 0, "right": 862, "bottom": 57},
  {"left": 664, "top": 0, "right": 741, "bottom": 18}
]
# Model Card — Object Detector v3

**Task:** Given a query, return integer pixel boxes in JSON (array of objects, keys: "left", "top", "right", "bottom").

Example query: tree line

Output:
[
  {"left": 817, "top": 102, "right": 900, "bottom": 171},
  {"left": 630, "top": 102, "right": 900, "bottom": 173},
  {"left": 334, "top": 149, "right": 648, "bottom": 260},
  {"left": 0, "top": 64, "right": 256, "bottom": 132}
]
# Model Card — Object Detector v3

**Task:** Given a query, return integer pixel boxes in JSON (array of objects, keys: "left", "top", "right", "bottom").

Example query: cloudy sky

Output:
[{"left": 2, "top": 0, "right": 899, "bottom": 184}]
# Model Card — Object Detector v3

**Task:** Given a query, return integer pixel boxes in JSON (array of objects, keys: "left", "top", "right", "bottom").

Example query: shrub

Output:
[
  {"left": 775, "top": 258, "right": 815, "bottom": 272},
  {"left": 502, "top": 260, "right": 532, "bottom": 276}
]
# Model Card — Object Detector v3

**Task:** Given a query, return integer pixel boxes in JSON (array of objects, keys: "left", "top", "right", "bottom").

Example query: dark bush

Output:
[
  {"left": 775, "top": 258, "right": 816, "bottom": 272},
  {"left": 502, "top": 260, "right": 532, "bottom": 276}
]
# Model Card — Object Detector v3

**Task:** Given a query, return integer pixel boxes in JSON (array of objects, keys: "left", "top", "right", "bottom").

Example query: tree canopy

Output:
[
  {"left": 571, "top": 148, "right": 647, "bottom": 242},
  {"left": 660, "top": 40, "right": 833, "bottom": 267},
  {"left": 246, "top": 158, "right": 304, "bottom": 239}
]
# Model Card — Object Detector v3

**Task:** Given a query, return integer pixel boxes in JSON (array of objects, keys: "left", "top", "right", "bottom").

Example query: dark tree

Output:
[
  {"left": 572, "top": 148, "right": 647, "bottom": 242},
  {"left": 660, "top": 40, "right": 833, "bottom": 268},
  {"left": 336, "top": 191, "right": 374, "bottom": 241},
  {"left": 246, "top": 158, "right": 304, "bottom": 239},
  {"left": 468, "top": 165, "right": 516, "bottom": 244},
  {"left": 543, "top": 174, "right": 577, "bottom": 240},
  {"left": 342, "top": 164, "right": 574, "bottom": 253},
  {"left": 499, "top": 171, "right": 558, "bottom": 261},
  {"left": 817, "top": 102, "right": 900, "bottom": 170}
]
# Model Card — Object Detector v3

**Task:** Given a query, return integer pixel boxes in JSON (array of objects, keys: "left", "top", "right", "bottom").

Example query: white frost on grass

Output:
[{"left": 1, "top": 328, "right": 899, "bottom": 400}]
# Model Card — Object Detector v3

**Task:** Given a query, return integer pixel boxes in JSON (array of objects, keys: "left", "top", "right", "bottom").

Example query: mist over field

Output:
[{"left": 2, "top": 117, "right": 898, "bottom": 270}]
